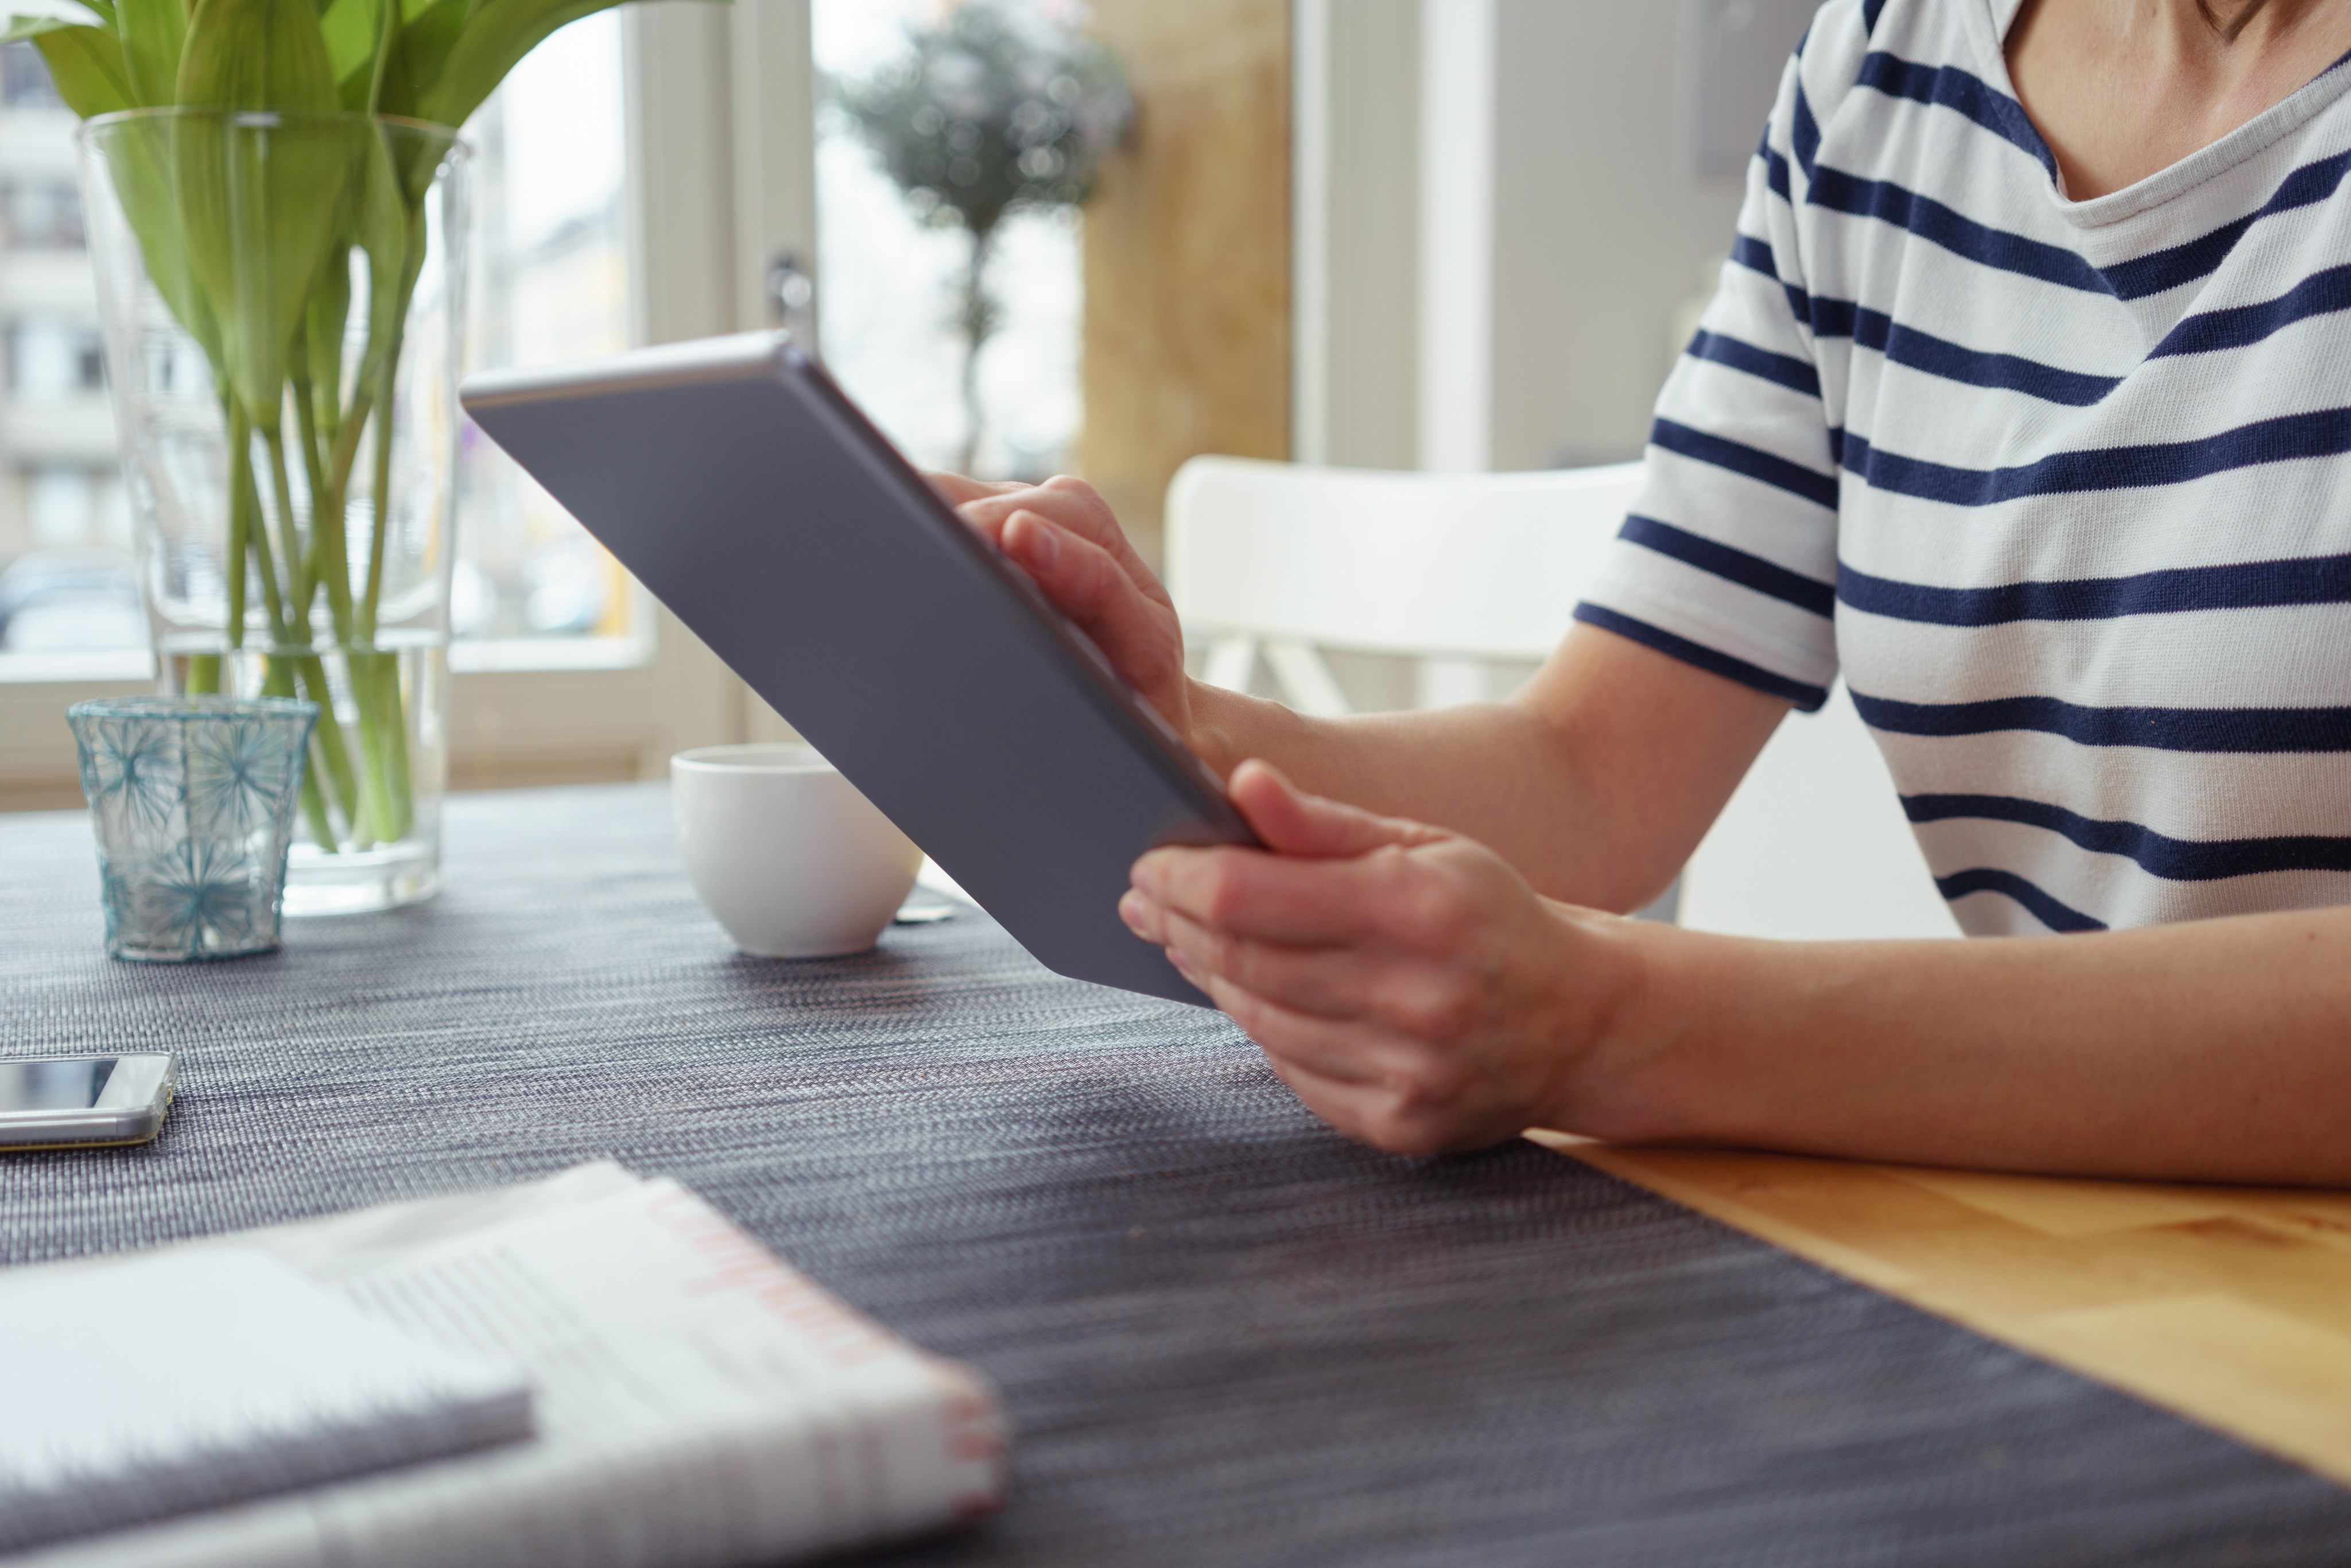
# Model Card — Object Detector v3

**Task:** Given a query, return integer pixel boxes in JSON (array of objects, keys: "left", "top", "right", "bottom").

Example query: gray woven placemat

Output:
[{"left": 3, "top": 783, "right": 2347, "bottom": 1567}]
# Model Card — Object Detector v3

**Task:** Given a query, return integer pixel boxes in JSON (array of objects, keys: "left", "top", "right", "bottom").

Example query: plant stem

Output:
[
  {"left": 374, "top": 650, "right": 412, "bottom": 840},
  {"left": 359, "top": 339, "right": 402, "bottom": 641},
  {"left": 310, "top": 314, "right": 401, "bottom": 851},
  {"left": 352, "top": 339, "right": 414, "bottom": 844},
  {"left": 294, "top": 652, "right": 359, "bottom": 839},
  {"left": 291, "top": 366, "right": 351, "bottom": 645},
  {"left": 231, "top": 406, "right": 336, "bottom": 853},
  {"left": 342, "top": 367, "right": 402, "bottom": 847},
  {"left": 210, "top": 398, "right": 250, "bottom": 696},
  {"left": 292, "top": 371, "right": 368, "bottom": 843},
  {"left": 269, "top": 389, "right": 390, "bottom": 848},
  {"left": 324, "top": 379, "right": 375, "bottom": 517},
  {"left": 365, "top": 0, "right": 397, "bottom": 115},
  {"left": 233, "top": 408, "right": 289, "bottom": 638},
  {"left": 261, "top": 649, "right": 335, "bottom": 853},
  {"left": 344, "top": 649, "right": 397, "bottom": 847},
  {"left": 263, "top": 422, "right": 313, "bottom": 630}
]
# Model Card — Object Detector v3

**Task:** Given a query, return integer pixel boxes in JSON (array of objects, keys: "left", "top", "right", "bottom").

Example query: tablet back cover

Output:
[{"left": 463, "top": 333, "right": 1247, "bottom": 1004}]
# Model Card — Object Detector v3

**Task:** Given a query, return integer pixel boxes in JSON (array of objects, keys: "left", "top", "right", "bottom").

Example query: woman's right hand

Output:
[{"left": 933, "top": 472, "right": 1201, "bottom": 752}]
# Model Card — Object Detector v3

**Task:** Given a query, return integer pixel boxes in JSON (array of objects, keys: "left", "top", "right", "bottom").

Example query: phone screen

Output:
[{"left": 1, "top": 1057, "right": 128, "bottom": 1112}]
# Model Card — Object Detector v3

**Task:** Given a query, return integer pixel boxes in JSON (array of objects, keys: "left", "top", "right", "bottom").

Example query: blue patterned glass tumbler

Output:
[{"left": 67, "top": 696, "right": 320, "bottom": 961}]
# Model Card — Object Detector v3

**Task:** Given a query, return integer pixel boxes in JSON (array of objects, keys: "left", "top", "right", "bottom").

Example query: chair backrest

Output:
[
  {"left": 1159, "top": 454, "right": 1958, "bottom": 941},
  {"left": 1165, "top": 456, "right": 1644, "bottom": 663}
]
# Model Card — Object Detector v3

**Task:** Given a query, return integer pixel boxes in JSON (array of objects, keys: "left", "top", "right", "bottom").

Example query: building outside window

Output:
[{"left": 0, "top": 45, "right": 120, "bottom": 657}]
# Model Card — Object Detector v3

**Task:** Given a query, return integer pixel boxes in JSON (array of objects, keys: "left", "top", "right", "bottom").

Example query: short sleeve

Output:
[{"left": 1572, "top": 10, "right": 1857, "bottom": 713}]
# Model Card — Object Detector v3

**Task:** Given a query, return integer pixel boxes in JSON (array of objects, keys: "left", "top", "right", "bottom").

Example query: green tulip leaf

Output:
[
  {"left": 415, "top": 0, "right": 629, "bottom": 129},
  {"left": 117, "top": 0, "right": 187, "bottom": 107},
  {"left": 176, "top": 0, "right": 339, "bottom": 111},
  {"left": 355, "top": 121, "right": 409, "bottom": 357},
  {"left": 367, "top": 0, "right": 459, "bottom": 121},
  {"left": 318, "top": 0, "right": 381, "bottom": 100},
  {"left": 305, "top": 240, "right": 351, "bottom": 414},
  {"left": 90, "top": 115, "right": 225, "bottom": 369},
  {"left": 8, "top": 21, "right": 135, "bottom": 117},
  {"left": 174, "top": 0, "right": 356, "bottom": 418}
]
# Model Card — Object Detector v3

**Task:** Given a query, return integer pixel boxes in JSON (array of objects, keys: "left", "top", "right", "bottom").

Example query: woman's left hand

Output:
[{"left": 1119, "top": 760, "right": 1647, "bottom": 1155}]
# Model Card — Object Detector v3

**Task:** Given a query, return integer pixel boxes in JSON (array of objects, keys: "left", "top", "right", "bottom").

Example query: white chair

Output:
[{"left": 1162, "top": 455, "right": 1956, "bottom": 941}]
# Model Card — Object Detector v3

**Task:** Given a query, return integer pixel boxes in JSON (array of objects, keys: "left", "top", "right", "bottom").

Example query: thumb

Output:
[{"left": 1228, "top": 759, "right": 1429, "bottom": 860}]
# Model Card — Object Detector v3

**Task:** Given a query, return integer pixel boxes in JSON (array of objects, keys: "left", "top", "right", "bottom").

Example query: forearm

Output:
[
  {"left": 1185, "top": 627, "right": 1786, "bottom": 913},
  {"left": 1584, "top": 905, "right": 2351, "bottom": 1183},
  {"left": 1188, "top": 682, "right": 1658, "bottom": 907}
]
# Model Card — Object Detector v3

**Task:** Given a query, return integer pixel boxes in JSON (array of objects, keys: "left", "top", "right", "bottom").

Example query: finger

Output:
[
  {"left": 1133, "top": 844, "right": 1407, "bottom": 947},
  {"left": 928, "top": 472, "right": 1027, "bottom": 506},
  {"left": 1186, "top": 963, "right": 1417, "bottom": 1089},
  {"left": 1156, "top": 902, "right": 1427, "bottom": 1025},
  {"left": 1035, "top": 474, "right": 1161, "bottom": 587},
  {"left": 1227, "top": 760, "right": 1440, "bottom": 860},
  {"left": 1000, "top": 511, "right": 1179, "bottom": 680},
  {"left": 954, "top": 498, "right": 1016, "bottom": 548},
  {"left": 961, "top": 479, "right": 1166, "bottom": 601},
  {"left": 1196, "top": 972, "right": 1465, "bottom": 1156},
  {"left": 1257, "top": 1053, "right": 1457, "bottom": 1158}
]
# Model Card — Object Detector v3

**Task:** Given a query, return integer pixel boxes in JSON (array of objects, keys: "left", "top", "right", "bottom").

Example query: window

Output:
[
  {"left": 0, "top": 44, "right": 126, "bottom": 663},
  {"left": 9, "top": 320, "right": 104, "bottom": 395},
  {"left": 451, "top": 13, "right": 642, "bottom": 655},
  {"left": 1, "top": 6, "right": 823, "bottom": 805},
  {"left": 0, "top": 28, "right": 642, "bottom": 668},
  {"left": 0, "top": 43, "right": 59, "bottom": 111},
  {"left": 2, "top": 178, "right": 82, "bottom": 249},
  {"left": 811, "top": 0, "right": 1085, "bottom": 480}
]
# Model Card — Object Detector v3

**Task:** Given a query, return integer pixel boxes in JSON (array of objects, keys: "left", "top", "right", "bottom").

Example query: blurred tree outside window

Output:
[{"left": 816, "top": 0, "right": 1127, "bottom": 481}]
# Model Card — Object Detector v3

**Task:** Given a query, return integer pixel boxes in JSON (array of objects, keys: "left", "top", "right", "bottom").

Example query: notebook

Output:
[
  {"left": 0, "top": 1248, "right": 532, "bottom": 1554},
  {"left": 7, "top": 1164, "right": 1006, "bottom": 1567}
]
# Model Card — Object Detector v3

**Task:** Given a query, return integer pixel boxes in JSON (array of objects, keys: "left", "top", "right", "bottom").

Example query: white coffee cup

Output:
[{"left": 670, "top": 743, "right": 922, "bottom": 957}]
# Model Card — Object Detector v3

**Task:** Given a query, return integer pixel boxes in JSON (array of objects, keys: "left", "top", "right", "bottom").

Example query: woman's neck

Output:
[{"left": 2007, "top": 0, "right": 2351, "bottom": 198}]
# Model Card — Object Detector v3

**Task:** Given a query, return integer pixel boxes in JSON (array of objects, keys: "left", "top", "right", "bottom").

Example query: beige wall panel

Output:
[{"left": 1080, "top": 0, "right": 1291, "bottom": 564}]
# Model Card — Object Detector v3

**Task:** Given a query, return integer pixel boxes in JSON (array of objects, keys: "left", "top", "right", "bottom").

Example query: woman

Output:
[{"left": 941, "top": 0, "right": 2351, "bottom": 1182}]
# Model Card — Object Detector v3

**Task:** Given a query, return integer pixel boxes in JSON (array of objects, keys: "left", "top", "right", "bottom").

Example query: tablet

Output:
[{"left": 460, "top": 331, "right": 1253, "bottom": 1006}]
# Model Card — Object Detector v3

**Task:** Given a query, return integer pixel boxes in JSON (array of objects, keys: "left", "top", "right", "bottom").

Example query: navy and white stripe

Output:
[{"left": 1575, "top": 0, "right": 2351, "bottom": 936}]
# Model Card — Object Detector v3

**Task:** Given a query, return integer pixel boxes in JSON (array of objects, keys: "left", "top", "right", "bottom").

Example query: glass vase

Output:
[{"left": 77, "top": 110, "right": 471, "bottom": 914}]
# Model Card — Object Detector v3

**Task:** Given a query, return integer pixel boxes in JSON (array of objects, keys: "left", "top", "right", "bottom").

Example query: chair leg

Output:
[
  {"left": 1263, "top": 641, "right": 1354, "bottom": 717},
  {"left": 1202, "top": 634, "right": 1260, "bottom": 693},
  {"left": 1414, "top": 657, "right": 1489, "bottom": 709}
]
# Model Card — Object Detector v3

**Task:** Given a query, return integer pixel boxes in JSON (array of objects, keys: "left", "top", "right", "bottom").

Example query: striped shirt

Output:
[{"left": 1575, "top": 0, "right": 2351, "bottom": 937}]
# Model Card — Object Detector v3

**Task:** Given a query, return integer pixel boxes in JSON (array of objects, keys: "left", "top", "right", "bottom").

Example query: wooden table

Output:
[{"left": 1536, "top": 1132, "right": 2351, "bottom": 1492}]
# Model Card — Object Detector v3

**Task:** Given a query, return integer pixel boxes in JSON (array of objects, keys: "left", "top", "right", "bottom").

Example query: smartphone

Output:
[{"left": 0, "top": 1054, "right": 176, "bottom": 1150}]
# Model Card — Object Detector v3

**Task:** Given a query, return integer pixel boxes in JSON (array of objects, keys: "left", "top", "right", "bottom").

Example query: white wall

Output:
[
  {"left": 1681, "top": 687, "right": 1960, "bottom": 941},
  {"left": 1294, "top": 0, "right": 1422, "bottom": 471},
  {"left": 1486, "top": 1, "right": 1753, "bottom": 470},
  {"left": 1306, "top": 2, "right": 1799, "bottom": 472}
]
